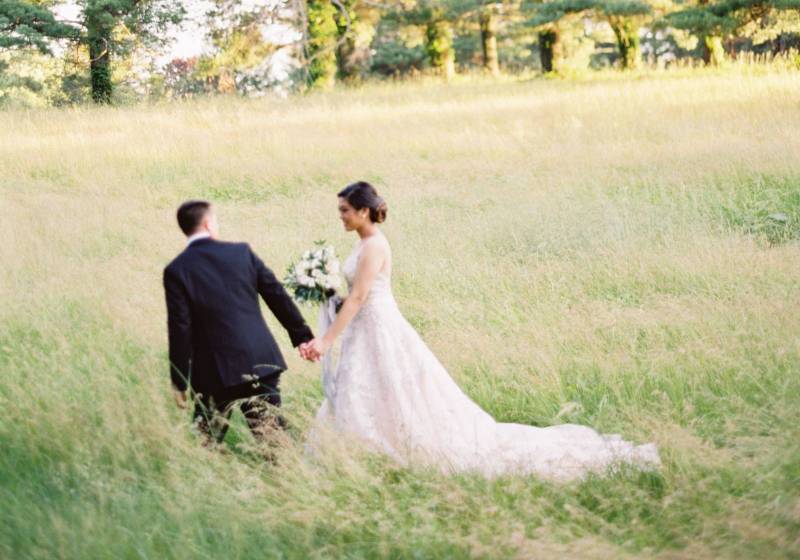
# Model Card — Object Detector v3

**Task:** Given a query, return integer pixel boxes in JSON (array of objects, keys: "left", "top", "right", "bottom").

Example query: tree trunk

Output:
[
  {"left": 335, "top": 0, "right": 358, "bottom": 81},
  {"left": 306, "top": 0, "right": 338, "bottom": 90},
  {"left": 88, "top": 28, "right": 112, "bottom": 104},
  {"left": 479, "top": 8, "right": 500, "bottom": 77},
  {"left": 538, "top": 28, "right": 560, "bottom": 74},
  {"left": 701, "top": 34, "right": 725, "bottom": 66},
  {"left": 425, "top": 20, "right": 455, "bottom": 80},
  {"left": 609, "top": 17, "right": 641, "bottom": 70}
]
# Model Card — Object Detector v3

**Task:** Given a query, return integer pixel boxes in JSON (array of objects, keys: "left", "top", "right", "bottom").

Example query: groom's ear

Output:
[{"left": 204, "top": 207, "right": 220, "bottom": 237}]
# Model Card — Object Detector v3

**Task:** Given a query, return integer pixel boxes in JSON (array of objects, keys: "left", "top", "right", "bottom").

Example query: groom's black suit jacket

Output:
[{"left": 163, "top": 238, "right": 313, "bottom": 398}]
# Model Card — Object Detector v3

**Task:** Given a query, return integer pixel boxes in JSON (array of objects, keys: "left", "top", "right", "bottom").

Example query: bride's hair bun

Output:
[
  {"left": 338, "top": 181, "right": 388, "bottom": 224},
  {"left": 374, "top": 199, "right": 388, "bottom": 224}
]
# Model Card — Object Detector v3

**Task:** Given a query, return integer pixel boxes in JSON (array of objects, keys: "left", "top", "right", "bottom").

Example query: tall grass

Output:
[{"left": 1, "top": 69, "right": 799, "bottom": 559}]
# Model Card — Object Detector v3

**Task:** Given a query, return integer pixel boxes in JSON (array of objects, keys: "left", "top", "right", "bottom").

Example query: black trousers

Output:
[{"left": 192, "top": 375, "right": 286, "bottom": 444}]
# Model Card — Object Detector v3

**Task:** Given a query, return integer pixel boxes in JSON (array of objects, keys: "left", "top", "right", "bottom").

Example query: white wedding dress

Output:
[{"left": 314, "top": 237, "right": 660, "bottom": 481}]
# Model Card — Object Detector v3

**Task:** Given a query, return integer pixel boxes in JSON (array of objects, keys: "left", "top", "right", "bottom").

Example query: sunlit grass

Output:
[{"left": 1, "top": 69, "right": 799, "bottom": 559}]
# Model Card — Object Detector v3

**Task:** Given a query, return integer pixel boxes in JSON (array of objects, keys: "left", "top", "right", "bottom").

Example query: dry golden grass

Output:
[{"left": 1, "top": 70, "right": 799, "bottom": 559}]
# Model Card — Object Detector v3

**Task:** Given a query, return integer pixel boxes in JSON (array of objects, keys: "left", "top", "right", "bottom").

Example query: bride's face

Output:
[{"left": 338, "top": 197, "right": 369, "bottom": 231}]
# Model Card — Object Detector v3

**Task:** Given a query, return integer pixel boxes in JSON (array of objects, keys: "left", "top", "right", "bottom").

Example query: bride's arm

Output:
[{"left": 309, "top": 240, "right": 385, "bottom": 356}]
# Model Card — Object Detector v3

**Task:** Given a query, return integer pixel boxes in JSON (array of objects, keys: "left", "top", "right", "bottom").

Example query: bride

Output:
[{"left": 305, "top": 181, "right": 659, "bottom": 481}]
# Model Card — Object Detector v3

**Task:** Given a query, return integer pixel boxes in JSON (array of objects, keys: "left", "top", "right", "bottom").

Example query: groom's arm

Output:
[
  {"left": 248, "top": 246, "right": 314, "bottom": 347},
  {"left": 163, "top": 265, "right": 192, "bottom": 392}
]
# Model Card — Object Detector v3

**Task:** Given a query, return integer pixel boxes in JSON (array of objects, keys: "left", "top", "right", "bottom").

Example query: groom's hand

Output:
[{"left": 173, "top": 390, "right": 188, "bottom": 409}]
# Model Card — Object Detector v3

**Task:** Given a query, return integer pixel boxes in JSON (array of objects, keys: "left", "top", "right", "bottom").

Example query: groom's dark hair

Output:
[{"left": 177, "top": 200, "right": 211, "bottom": 235}]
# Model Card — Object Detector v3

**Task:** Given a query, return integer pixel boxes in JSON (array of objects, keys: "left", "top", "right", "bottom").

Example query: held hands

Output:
[
  {"left": 299, "top": 338, "right": 330, "bottom": 362},
  {"left": 298, "top": 342, "right": 317, "bottom": 362}
]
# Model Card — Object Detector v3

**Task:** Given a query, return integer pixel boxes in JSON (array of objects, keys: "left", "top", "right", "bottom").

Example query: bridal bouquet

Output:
[
  {"left": 285, "top": 242, "right": 343, "bottom": 401},
  {"left": 284, "top": 242, "right": 342, "bottom": 305}
]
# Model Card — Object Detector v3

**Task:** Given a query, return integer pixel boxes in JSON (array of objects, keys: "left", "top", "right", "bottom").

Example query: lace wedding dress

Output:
[{"left": 314, "top": 238, "right": 660, "bottom": 481}]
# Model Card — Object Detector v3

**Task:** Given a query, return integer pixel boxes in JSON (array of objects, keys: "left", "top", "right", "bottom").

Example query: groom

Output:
[{"left": 164, "top": 200, "right": 314, "bottom": 444}]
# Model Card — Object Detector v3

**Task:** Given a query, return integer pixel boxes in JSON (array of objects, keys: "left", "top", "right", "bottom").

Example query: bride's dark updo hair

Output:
[{"left": 338, "top": 181, "right": 388, "bottom": 224}]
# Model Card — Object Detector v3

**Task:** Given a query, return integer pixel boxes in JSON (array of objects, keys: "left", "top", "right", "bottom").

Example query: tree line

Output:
[{"left": 1, "top": 0, "right": 799, "bottom": 105}]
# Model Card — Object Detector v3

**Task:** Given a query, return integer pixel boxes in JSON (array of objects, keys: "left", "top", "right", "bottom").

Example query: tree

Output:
[
  {"left": 609, "top": 11, "right": 643, "bottom": 67},
  {"left": 522, "top": 0, "right": 571, "bottom": 72},
  {"left": 397, "top": 1, "right": 459, "bottom": 79},
  {"left": 384, "top": 0, "right": 517, "bottom": 79},
  {"left": 666, "top": 0, "right": 800, "bottom": 64},
  {"left": 0, "top": 0, "right": 81, "bottom": 104},
  {"left": 0, "top": 0, "right": 80, "bottom": 53},
  {"left": 368, "top": 12, "right": 427, "bottom": 76},
  {"left": 334, "top": 0, "right": 379, "bottom": 81},
  {"left": 334, "top": 0, "right": 355, "bottom": 79},
  {"left": 425, "top": 16, "right": 455, "bottom": 77},
  {"left": 302, "top": 0, "right": 338, "bottom": 89},
  {"left": 1, "top": 0, "right": 184, "bottom": 104},
  {"left": 665, "top": 0, "right": 735, "bottom": 63},
  {"left": 197, "top": 0, "right": 287, "bottom": 94},
  {"left": 536, "top": 23, "right": 561, "bottom": 71},
  {"left": 161, "top": 56, "right": 204, "bottom": 97},
  {"left": 195, "top": 0, "right": 370, "bottom": 92},
  {"left": 527, "top": 0, "right": 653, "bottom": 69},
  {"left": 479, "top": 3, "right": 501, "bottom": 74},
  {"left": 81, "top": 0, "right": 184, "bottom": 103},
  {"left": 387, "top": 1, "right": 489, "bottom": 79}
]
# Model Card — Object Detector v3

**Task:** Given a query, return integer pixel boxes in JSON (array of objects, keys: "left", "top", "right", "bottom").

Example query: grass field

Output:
[{"left": 1, "top": 69, "right": 799, "bottom": 559}]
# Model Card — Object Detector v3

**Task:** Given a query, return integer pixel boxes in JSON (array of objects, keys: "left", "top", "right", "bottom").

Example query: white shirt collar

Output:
[{"left": 186, "top": 232, "right": 211, "bottom": 246}]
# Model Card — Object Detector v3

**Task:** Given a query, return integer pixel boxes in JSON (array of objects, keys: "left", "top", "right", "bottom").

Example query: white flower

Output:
[
  {"left": 288, "top": 244, "right": 343, "bottom": 303},
  {"left": 325, "top": 260, "right": 340, "bottom": 274},
  {"left": 327, "top": 275, "right": 341, "bottom": 289}
]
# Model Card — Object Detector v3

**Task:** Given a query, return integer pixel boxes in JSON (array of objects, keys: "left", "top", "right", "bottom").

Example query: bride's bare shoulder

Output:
[
  {"left": 364, "top": 232, "right": 390, "bottom": 248},
  {"left": 361, "top": 233, "right": 390, "bottom": 259}
]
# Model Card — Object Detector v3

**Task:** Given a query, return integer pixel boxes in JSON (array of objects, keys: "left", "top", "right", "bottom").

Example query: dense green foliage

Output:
[{"left": 0, "top": 0, "right": 79, "bottom": 52}]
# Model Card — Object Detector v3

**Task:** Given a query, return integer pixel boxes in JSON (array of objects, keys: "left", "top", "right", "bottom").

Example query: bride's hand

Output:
[{"left": 307, "top": 337, "right": 330, "bottom": 361}]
